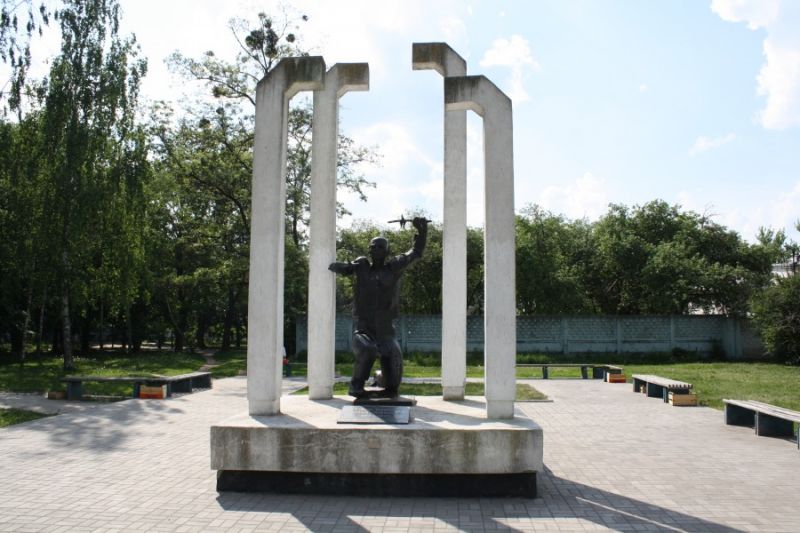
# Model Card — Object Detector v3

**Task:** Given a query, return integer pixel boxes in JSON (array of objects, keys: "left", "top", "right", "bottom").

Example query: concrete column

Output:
[
  {"left": 412, "top": 43, "right": 468, "bottom": 401},
  {"left": 445, "top": 76, "right": 516, "bottom": 419},
  {"left": 248, "top": 57, "right": 325, "bottom": 416},
  {"left": 308, "top": 63, "right": 369, "bottom": 400}
]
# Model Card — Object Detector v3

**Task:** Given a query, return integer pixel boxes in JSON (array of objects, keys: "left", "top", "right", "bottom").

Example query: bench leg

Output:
[
  {"left": 633, "top": 379, "right": 641, "bottom": 392},
  {"left": 756, "top": 413, "right": 794, "bottom": 438},
  {"left": 190, "top": 375, "right": 212, "bottom": 389},
  {"left": 65, "top": 382, "right": 82, "bottom": 401},
  {"left": 133, "top": 383, "right": 141, "bottom": 398},
  {"left": 646, "top": 383, "right": 663, "bottom": 399},
  {"left": 580, "top": 366, "right": 588, "bottom": 379},
  {"left": 172, "top": 379, "right": 192, "bottom": 393},
  {"left": 592, "top": 367, "right": 604, "bottom": 379},
  {"left": 725, "top": 404, "right": 755, "bottom": 427},
  {"left": 542, "top": 367, "right": 549, "bottom": 379}
]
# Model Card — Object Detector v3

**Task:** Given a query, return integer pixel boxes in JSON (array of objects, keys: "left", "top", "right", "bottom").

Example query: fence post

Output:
[
  {"left": 615, "top": 318, "right": 622, "bottom": 354},
  {"left": 561, "top": 317, "right": 568, "bottom": 355},
  {"left": 669, "top": 315, "right": 675, "bottom": 351}
]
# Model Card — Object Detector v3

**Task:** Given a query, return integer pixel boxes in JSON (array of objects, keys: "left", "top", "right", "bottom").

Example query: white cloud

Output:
[
  {"left": 479, "top": 35, "right": 540, "bottom": 103},
  {"left": 439, "top": 16, "right": 468, "bottom": 49},
  {"left": 538, "top": 172, "right": 609, "bottom": 220},
  {"left": 769, "top": 180, "right": 800, "bottom": 235},
  {"left": 688, "top": 132, "right": 736, "bottom": 155},
  {"left": 339, "top": 121, "right": 443, "bottom": 225},
  {"left": 711, "top": 0, "right": 800, "bottom": 129},
  {"left": 639, "top": 83, "right": 649, "bottom": 92},
  {"left": 674, "top": 186, "right": 800, "bottom": 242}
]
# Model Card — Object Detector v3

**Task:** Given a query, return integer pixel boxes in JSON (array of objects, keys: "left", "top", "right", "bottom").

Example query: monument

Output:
[{"left": 210, "top": 44, "right": 542, "bottom": 497}]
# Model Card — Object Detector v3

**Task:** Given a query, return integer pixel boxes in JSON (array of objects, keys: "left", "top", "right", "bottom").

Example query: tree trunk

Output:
[
  {"left": 126, "top": 305, "right": 133, "bottom": 354},
  {"left": 195, "top": 313, "right": 207, "bottom": 349},
  {"left": 174, "top": 328, "right": 184, "bottom": 352},
  {"left": 98, "top": 300, "right": 104, "bottom": 351},
  {"left": 10, "top": 322, "right": 24, "bottom": 362},
  {"left": 36, "top": 287, "right": 47, "bottom": 355},
  {"left": 80, "top": 310, "right": 90, "bottom": 354},
  {"left": 19, "top": 284, "right": 33, "bottom": 365},
  {"left": 61, "top": 289, "right": 74, "bottom": 370},
  {"left": 221, "top": 286, "right": 235, "bottom": 351},
  {"left": 235, "top": 315, "right": 243, "bottom": 349}
]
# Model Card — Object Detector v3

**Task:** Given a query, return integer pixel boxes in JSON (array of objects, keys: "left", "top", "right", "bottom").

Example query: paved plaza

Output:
[{"left": 1, "top": 376, "right": 799, "bottom": 532}]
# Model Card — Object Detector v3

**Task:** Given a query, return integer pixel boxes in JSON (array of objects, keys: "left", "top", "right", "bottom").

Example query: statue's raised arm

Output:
[{"left": 391, "top": 216, "right": 428, "bottom": 272}]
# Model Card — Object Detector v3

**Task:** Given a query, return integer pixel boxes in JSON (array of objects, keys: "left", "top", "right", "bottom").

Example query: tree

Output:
[
  {"left": 156, "top": 11, "right": 377, "bottom": 350},
  {"left": 0, "top": 112, "right": 49, "bottom": 361},
  {"left": 0, "top": 0, "right": 50, "bottom": 115},
  {"left": 516, "top": 205, "right": 594, "bottom": 314},
  {"left": 751, "top": 274, "right": 800, "bottom": 364},
  {"left": 583, "top": 200, "right": 776, "bottom": 316},
  {"left": 39, "top": 0, "right": 147, "bottom": 368},
  {"left": 166, "top": 12, "right": 377, "bottom": 245}
]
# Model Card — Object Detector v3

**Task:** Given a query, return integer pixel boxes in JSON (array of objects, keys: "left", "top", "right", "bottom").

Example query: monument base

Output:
[
  {"left": 211, "top": 395, "right": 543, "bottom": 497},
  {"left": 217, "top": 470, "right": 536, "bottom": 497}
]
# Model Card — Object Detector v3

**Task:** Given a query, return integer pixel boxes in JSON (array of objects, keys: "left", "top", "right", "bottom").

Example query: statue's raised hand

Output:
[{"left": 412, "top": 217, "right": 428, "bottom": 232}]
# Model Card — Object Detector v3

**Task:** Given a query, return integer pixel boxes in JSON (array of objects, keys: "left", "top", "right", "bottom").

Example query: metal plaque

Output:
[{"left": 337, "top": 405, "right": 411, "bottom": 425}]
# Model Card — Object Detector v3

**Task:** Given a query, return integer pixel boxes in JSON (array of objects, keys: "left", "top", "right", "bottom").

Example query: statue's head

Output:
[{"left": 369, "top": 236, "right": 389, "bottom": 263}]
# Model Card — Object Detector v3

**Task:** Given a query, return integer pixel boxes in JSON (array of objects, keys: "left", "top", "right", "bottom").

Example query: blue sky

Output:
[{"left": 35, "top": 0, "right": 800, "bottom": 242}]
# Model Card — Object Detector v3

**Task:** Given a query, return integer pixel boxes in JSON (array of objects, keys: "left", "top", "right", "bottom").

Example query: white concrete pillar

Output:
[
  {"left": 248, "top": 57, "right": 325, "bottom": 416},
  {"left": 445, "top": 76, "right": 516, "bottom": 419},
  {"left": 412, "top": 43, "right": 468, "bottom": 401},
  {"left": 308, "top": 63, "right": 369, "bottom": 400}
]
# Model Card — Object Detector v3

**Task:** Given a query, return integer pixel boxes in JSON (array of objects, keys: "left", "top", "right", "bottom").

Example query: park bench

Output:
[
  {"left": 517, "top": 363, "right": 623, "bottom": 380},
  {"left": 62, "top": 371, "right": 212, "bottom": 400},
  {"left": 632, "top": 374, "right": 694, "bottom": 404},
  {"left": 723, "top": 399, "right": 800, "bottom": 449}
]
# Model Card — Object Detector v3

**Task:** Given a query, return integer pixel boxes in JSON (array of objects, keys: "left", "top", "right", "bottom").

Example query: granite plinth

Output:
[{"left": 211, "top": 395, "right": 543, "bottom": 496}]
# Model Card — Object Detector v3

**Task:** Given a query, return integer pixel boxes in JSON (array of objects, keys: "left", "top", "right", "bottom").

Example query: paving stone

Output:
[{"left": 2, "top": 376, "right": 800, "bottom": 531}]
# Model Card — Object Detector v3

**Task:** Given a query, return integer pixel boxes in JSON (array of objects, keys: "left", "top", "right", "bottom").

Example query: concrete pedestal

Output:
[{"left": 211, "top": 395, "right": 543, "bottom": 497}]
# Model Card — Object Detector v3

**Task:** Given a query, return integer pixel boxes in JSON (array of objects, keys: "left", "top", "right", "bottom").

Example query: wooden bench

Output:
[
  {"left": 724, "top": 399, "right": 800, "bottom": 449},
  {"left": 62, "top": 371, "right": 212, "bottom": 400},
  {"left": 159, "top": 371, "right": 213, "bottom": 395},
  {"left": 632, "top": 374, "right": 693, "bottom": 403},
  {"left": 517, "top": 364, "right": 623, "bottom": 380}
]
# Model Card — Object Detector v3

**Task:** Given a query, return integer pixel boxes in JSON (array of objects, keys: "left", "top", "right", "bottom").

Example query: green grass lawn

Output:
[
  {"left": 292, "top": 381, "right": 547, "bottom": 400},
  {"left": 5, "top": 348, "right": 798, "bottom": 413},
  {"left": 0, "top": 408, "right": 51, "bottom": 427},
  {"left": 621, "top": 362, "right": 800, "bottom": 411},
  {"left": 0, "top": 351, "right": 206, "bottom": 396}
]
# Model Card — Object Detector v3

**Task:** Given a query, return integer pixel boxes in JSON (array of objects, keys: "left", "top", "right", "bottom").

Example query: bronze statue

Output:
[{"left": 328, "top": 216, "right": 428, "bottom": 399}]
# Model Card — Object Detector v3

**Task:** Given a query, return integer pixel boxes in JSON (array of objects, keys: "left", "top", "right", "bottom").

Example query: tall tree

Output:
[
  {"left": 0, "top": 0, "right": 51, "bottom": 115},
  {"left": 157, "top": 12, "right": 377, "bottom": 349},
  {"left": 516, "top": 205, "right": 594, "bottom": 314},
  {"left": 40, "top": 0, "right": 147, "bottom": 368}
]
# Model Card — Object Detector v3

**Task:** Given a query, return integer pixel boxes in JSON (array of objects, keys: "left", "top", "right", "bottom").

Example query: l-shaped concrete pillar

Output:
[
  {"left": 412, "top": 43, "right": 468, "bottom": 401},
  {"left": 445, "top": 76, "right": 517, "bottom": 419},
  {"left": 248, "top": 56, "right": 325, "bottom": 415},
  {"left": 308, "top": 63, "right": 370, "bottom": 400}
]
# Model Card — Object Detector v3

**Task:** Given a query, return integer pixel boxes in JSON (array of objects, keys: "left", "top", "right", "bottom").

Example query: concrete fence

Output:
[{"left": 295, "top": 314, "right": 765, "bottom": 359}]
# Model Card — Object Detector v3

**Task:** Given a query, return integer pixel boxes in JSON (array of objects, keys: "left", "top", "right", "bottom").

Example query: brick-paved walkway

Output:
[{"left": 1, "top": 377, "right": 798, "bottom": 532}]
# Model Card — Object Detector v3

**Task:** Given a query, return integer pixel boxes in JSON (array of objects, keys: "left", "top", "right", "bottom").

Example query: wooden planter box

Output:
[
  {"left": 606, "top": 373, "right": 627, "bottom": 383},
  {"left": 669, "top": 391, "right": 697, "bottom": 406},
  {"left": 139, "top": 384, "right": 167, "bottom": 399}
]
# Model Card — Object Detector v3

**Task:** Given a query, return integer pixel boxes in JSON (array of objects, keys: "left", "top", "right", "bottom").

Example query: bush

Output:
[
  {"left": 334, "top": 351, "right": 355, "bottom": 364},
  {"left": 410, "top": 352, "right": 441, "bottom": 366},
  {"left": 751, "top": 275, "right": 800, "bottom": 364}
]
